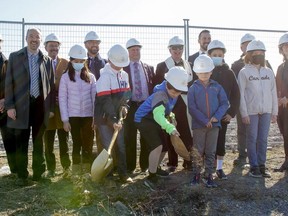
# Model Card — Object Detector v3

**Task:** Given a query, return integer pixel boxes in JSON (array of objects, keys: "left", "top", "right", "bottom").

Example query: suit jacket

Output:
[
  {"left": 5, "top": 47, "right": 55, "bottom": 129},
  {"left": 123, "top": 61, "right": 155, "bottom": 99},
  {"left": 187, "top": 52, "right": 200, "bottom": 71},
  {"left": 46, "top": 56, "right": 68, "bottom": 130},
  {"left": 87, "top": 54, "right": 107, "bottom": 80},
  {"left": 0, "top": 53, "right": 8, "bottom": 127}
]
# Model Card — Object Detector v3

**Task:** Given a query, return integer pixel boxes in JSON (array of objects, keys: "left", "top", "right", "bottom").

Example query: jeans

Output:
[
  {"left": 98, "top": 124, "right": 127, "bottom": 176},
  {"left": 246, "top": 113, "right": 271, "bottom": 168}
]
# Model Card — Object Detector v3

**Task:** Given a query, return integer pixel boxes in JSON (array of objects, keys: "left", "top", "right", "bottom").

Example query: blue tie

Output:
[
  {"left": 30, "top": 54, "right": 40, "bottom": 98},
  {"left": 134, "top": 62, "right": 142, "bottom": 101}
]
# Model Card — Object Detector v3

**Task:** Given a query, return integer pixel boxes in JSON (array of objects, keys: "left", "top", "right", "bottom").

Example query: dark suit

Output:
[
  {"left": 5, "top": 47, "right": 55, "bottom": 179},
  {"left": 188, "top": 52, "right": 200, "bottom": 72},
  {"left": 123, "top": 61, "right": 154, "bottom": 172}
]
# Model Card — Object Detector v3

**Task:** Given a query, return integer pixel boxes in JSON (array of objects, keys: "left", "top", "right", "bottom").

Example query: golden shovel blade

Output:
[
  {"left": 170, "top": 135, "right": 190, "bottom": 161},
  {"left": 91, "top": 149, "right": 114, "bottom": 182}
]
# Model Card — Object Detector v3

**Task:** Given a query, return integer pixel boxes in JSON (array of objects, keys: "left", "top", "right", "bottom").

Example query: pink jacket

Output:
[{"left": 59, "top": 71, "right": 96, "bottom": 122}]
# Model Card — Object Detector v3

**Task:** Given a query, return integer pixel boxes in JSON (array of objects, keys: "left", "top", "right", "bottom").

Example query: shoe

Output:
[
  {"left": 183, "top": 161, "right": 193, "bottom": 171},
  {"left": 62, "top": 167, "right": 71, "bottom": 178},
  {"left": 46, "top": 170, "right": 55, "bottom": 178},
  {"left": 249, "top": 167, "right": 262, "bottom": 178},
  {"left": 202, "top": 174, "right": 217, "bottom": 188},
  {"left": 144, "top": 174, "right": 158, "bottom": 191},
  {"left": 119, "top": 175, "right": 134, "bottom": 183},
  {"left": 156, "top": 167, "right": 169, "bottom": 177},
  {"left": 15, "top": 178, "right": 29, "bottom": 186},
  {"left": 190, "top": 173, "right": 200, "bottom": 186},
  {"left": 233, "top": 157, "right": 246, "bottom": 166},
  {"left": 167, "top": 166, "right": 176, "bottom": 173},
  {"left": 216, "top": 169, "right": 228, "bottom": 180},
  {"left": 260, "top": 165, "right": 271, "bottom": 178}
]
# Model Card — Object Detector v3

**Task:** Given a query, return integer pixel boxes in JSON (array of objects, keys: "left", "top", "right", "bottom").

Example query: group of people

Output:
[{"left": 0, "top": 27, "right": 287, "bottom": 189}]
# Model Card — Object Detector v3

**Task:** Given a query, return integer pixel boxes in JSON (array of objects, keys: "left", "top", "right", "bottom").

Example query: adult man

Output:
[
  {"left": 5, "top": 28, "right": 55, "bottom": 185},
  {"left": 153, "top": 36, "right": 195, "bottom": 172},
  {"left": 188, "top": 29, "right": 211, "bottom": 69},
  {"left": 84, "top": 31, "right": 107, "bottom": 157},
  {"left": 43, "top": 33, "right": 70, "bottom": 177},
  {"left": 123, "top": 38, "right": 154, "bottom": 173},
  {"left": 0, "top": 34, "right": 16, "bottom": 175}
]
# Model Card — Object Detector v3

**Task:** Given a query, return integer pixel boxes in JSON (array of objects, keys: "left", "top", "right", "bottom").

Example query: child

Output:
[
  {"left": 188, "top": 55, "right": 229, "bottom": 188},
  {"left": 94, "top": 44, "right": 132, "bottom": 183},
  {"left": 134, "top": 66, "right": 188, "bottom": 189},
  {"left": 59, "top": 44, "right": 96, "bottom": 176}
]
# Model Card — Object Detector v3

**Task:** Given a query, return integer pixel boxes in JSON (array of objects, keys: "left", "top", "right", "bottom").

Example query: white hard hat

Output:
[
  {"left": 84, "top": 31, "right": 101, "bottom": 42},
  {"left": 278, "top": 32, "right": 288, "bottom": 47},
  {"left": 168, "top": 36, "right": 184, "bottom": 47},
  {"left": 44, "top": 33, "right": 60, "bottom": 45},
  {"left": 246, "top": 40, "right": 266, "bottom": 52},
  {"left": 68, "top": 44, "right": 87, "bottom": 59},
  {"left": 126, "top": 38, "right": 142, "bottom": 49},
  {"left": 240, "top": 33, "right": 256, "bottom": 44},
  {"left": 164, "top": 66, "right": 188, "bottom": 92},
  {"left": 207, "top": 40, "right": 226, "bottom": 53},
  {"left": 193, "top": 54, "right": 215, "bottom": 73},
  {"left": 108, "top": 44, "right": 129, "bottom": 67},
  {"left": 0, "top": 34, "right": 3, "bottom": 41}
]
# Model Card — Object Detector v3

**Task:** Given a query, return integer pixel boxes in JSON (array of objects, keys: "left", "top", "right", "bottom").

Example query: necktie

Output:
[
  {"left": 134, "top": 62, "right": 142, "bottom": 101},
  {"left": 30, "top": 54, "right": 40, "bottom": 98},
  {"left": 53, "top": 60, "right": 57, "bottom": 72}
]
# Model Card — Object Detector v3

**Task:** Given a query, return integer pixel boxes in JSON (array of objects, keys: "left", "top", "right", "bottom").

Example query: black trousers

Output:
[
  {"left": 216, "top": 121, "right": 229, "bottom": 156},
  {"left": 44, "top": 129, "right": 70, "bottom": 171},
  {"left": 14, "top": 96, "right": 46, "bottom": 179},
  {"left": 124, "top": 101, "right": 149, "bottom": 172}
]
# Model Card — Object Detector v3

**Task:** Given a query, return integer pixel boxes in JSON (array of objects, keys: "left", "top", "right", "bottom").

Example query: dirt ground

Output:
[{"left": 0, "top": 120, "right": 288, "bottom": 216}]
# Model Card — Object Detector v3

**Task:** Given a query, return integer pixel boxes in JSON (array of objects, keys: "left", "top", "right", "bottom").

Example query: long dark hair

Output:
[{"left": 66, "top": 58, "right": 91, "bottom": 83}]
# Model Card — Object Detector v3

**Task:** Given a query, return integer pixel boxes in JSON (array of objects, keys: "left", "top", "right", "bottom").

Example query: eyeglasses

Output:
[{"left": 170, "top": 45, "right": 184, "bottom": 50}]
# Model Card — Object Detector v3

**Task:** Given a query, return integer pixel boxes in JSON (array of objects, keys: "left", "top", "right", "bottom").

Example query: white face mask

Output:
[{"left": 72, "top": 62, "right": 84, "bottom": 71}]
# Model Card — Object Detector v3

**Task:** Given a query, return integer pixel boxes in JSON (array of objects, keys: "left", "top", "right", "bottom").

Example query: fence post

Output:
[
  {"left": 22, "top": 18, "right": 25, "bottom": 48},
  {"left": 183, "top": 19, "right": 189, "bottom": 60}
]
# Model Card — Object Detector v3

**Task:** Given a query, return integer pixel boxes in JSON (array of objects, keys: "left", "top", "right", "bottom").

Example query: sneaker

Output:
[
  {"left": 144, "top": 174, "right": 158, "bottom": 191},
  {"left": 119, "top": 175, "right": 134, "bottom": 183},
  {"left": 167, "top": 166, "right": 176, "bottom": 173},
  {"left": 156, "top": 167, "right": 169, "bottom": 177},
  {"left": 202, "top": 174, "right": 217, "bottom": 188},
  {"left": 233, "top": 157, "right": 246, "bottom": 166},
  {"left": 46, "top": 170, "right": 55, "bottom": 178},
  {"left": 249, "top": 167, "right": 262, "bottom": 178},
  {"left": 62, "top": 167, "right": 71, "bottom": 178},
  {"left": 190, "top": 173, "right": 201, "bottom": 186},
  {"left": 260, "top": 166, "right": 271, "bottom": 178},
  {"left": 216, "top": 169, "right": 228, "bottom": 180}
]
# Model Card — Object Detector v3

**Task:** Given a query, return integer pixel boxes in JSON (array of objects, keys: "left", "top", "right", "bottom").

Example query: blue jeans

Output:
[
  {"left": 246, "top": 113, "right": 271, "bottom": 168},
  {"left": 98, "top": 124, "right": 127, "bottom": 176}
]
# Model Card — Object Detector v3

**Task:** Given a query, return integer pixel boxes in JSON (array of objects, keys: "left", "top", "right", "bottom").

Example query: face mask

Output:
[
  {"left": 251, "top": 55, "right": 265, "bottom": 65},
  {"left": 211, "top": 57, "right": 223, "bottom": 66},
  {"left": 72, "top": 62, "right": 84, "bottom": 71}
]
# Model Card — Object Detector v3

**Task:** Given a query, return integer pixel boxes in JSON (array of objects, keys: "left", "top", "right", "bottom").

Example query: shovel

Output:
[
  {"left": 170, "top": 135, "right": 190, "bottom": 161},
  {"left": 91, "top": 108, "right": 124, "bottom": 182}
]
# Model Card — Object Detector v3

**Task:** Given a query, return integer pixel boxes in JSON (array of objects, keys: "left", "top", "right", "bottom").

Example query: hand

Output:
[
  {"left": 271, "top": 115, "right": 277, "bottom": 123},
  {"left": 210, "top": 117, "right": 218, "bottom": 123},
  {"left": 206, "top": 121, "right": 213, "bottom": 128},
  {"left": 242, "top": 116, "right": 250, "bottom": 124},
  {"left": 171, "top": 129, "right": 180, "bottom": 136},
  {"left": 223, "top": 114, "right": 232, "bottom": 122},
  {"left": 113, "top": 122, "right": 122, "bottom": 131},
  {"left": 281, "top": 97, "right": 288, "bottom": 108},
  {"left": 121, "top": 106, "right": 128, "bottom": 120},
  {"left": 49, "top": 112, "right": 54, "bottom": 118},
  {"left": 0, "top": 99, "right": 5, "bottom": 113},
  {"left": 7, "top": 108, "right": 16, "bottom": 120},
  {"left": 63, "top": 122, "right": 71, "bottom": 132}
]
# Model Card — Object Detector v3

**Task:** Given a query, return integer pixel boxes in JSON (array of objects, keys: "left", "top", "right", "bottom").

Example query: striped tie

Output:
[
  {"left": 30, "top": 54, "right": 40, "bottom": 98},
  {"left": 134, "top": 62, "right": 142, "bottom": 101}
]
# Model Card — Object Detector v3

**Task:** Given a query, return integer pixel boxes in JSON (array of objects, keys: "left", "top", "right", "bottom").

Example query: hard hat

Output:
[
  {"left": 207, "top": 40, "right": 226, "bottom": 53},
  {"left": 168, "top": 36, "right": 184, "bottom": 47},
  {"left": 107, "top": 44, "right": 129, "bottom": 67},
  {"left": 246, "top": 40, "right": 266, "bottom": 52},
  {"left": 44, "top": 33, "right": 60, "bottom": 45},
  {"left": 240, "top": 33, "right": 255, "bottom": 44},
  {"left": 164, "top": 66, "right": 188, "bottom": 92},
  {"left": 193, "top": 54, "right": 215, "bottom": 73},
  {"left": 278, "top": 32, "right": 288, "bottom": 47},
  {"left": 84, "top": 31, "right": 101, "bottom": 42},
  {"left": 126, "top": 38, "right": 142, "bottom": 49},
  {"left": 0, "top": 34, "right": 3, "bottom": 41},
  {"left": 68, "top": 44, "right": 87, "bottom": 59}
]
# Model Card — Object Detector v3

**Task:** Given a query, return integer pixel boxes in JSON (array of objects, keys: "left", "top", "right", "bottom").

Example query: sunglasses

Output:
[{"left": 170, "top": 45, "right": 184, "bottom": 50}]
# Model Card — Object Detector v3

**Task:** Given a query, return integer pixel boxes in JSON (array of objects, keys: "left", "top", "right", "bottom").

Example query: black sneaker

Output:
[
  {"left": 216, "top": 169, "right": 228, "bottom": 180},
  {"left": 233, "top": 157, "right": 246, "bottom": 166},
  {"left": 259, "top": 166, "right": 271, "bottom": 178},
  {"left": 202, "top": 174, "right": 217, "bottom": 188},
  {"left": 249, "top": 167, "right": 262, "bottom": 178},
  {"left": 156, "top": 167, "right": 169, "bottom": 177},
  {"left": 190, "top": 173, "right": 201, "bottom": 186}
]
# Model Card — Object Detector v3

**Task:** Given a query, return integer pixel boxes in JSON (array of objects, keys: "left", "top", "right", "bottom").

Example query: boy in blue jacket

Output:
[
  {"left": 134, "top": 66, "right": 188, "bottom": 189},
  {"left": 188, "top": 55, "right": 229, "bottom": 188}
]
